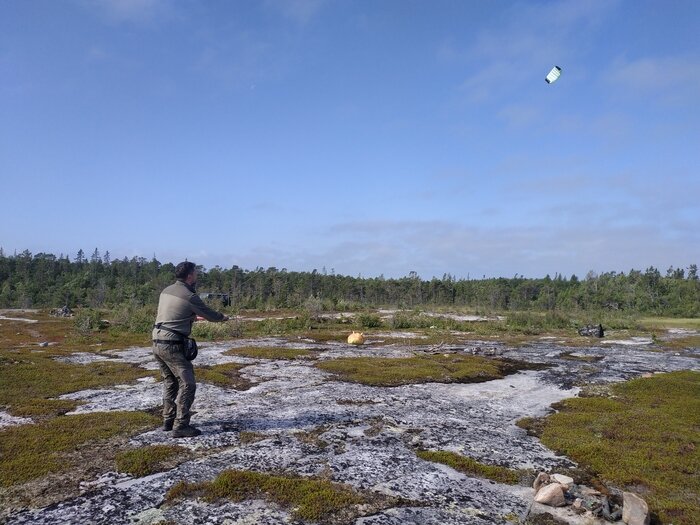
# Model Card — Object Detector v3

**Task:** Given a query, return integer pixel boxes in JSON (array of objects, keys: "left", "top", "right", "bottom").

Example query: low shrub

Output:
[
  {"left": 110, "top": 304, "right": 157, "bottom": 334},
  {"left": 191, "top": 319, "right": 242, "bottom": 340},
  {"left": 356, "top": 312, "right": 383, "bottom": 329}
]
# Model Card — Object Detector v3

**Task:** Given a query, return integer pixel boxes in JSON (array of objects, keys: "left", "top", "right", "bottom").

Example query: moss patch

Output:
[
  {"left": 657, "top": 334, "right": 700, "bottom": 352},
  {"left": 238, "top": 431, "right": 267, "bottom": 444},
  {"left": 0, "top": 350, "right": 156, "bottom": 418},
  {"left": 197, "top": 362, "right": 253, "bottom": 390},
  {"left": 115, "top": 445, "right": 189, "bottom": 477},
  {"left": 315, "top": 354, "right": 525, "bottom": 387},
  {"left": 166, "top": 469, "right": 397, "bottom": 523},
  {"left": 416, "top": 450, "right": 524, "bottom": 484},
  {"left": 0, "top": 411, "right": 159, "bottom": 486},
  {"left": 225, "top": 346, "right": 313, "bottom": 360},
  {"left": 294, "top": 426, "right": 329, "bottom": 450},
  {"left": 531, "top": 371, "right": 700, "bottom": 525}
]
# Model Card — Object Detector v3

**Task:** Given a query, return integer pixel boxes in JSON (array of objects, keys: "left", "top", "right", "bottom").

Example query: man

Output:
[{"left": 152, "top": 261, "right": 230, "bottom": 438}]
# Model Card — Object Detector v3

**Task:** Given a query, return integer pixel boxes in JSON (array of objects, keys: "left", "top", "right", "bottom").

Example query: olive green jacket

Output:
[{"left": 152, "top": 280, "right": 226, "bottom": 342}]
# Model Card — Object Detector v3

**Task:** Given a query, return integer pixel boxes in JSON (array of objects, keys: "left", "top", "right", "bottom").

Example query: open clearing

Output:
[{"left": 1, "top": 311, "right": 699, "bottom": 524}]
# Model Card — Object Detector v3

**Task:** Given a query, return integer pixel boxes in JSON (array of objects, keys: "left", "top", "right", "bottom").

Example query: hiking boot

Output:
[
  {"left": 171, "top": 425, "right": 202, "bottom": 438},
  {"left": 163, "top": 419, "right": 174, "bottom": 431}
]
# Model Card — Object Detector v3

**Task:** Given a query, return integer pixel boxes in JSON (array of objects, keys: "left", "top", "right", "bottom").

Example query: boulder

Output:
[
  {"left": 578, "top": 324, "right": 604, "bottom": 337},
  {"left": 534, "top": 483, "right": 567, "bottom": 507},
  {"left": 551, "top": 473, "right": 574, "bottom": 489},
  {"left": 50, "top": 305, "right": 74, "bottom": 318},
  {"left": 622, "top": 492, "right": 650, "bottom": 525},
  {"left": 533, "top": 471, "right": 551, "bottom": 492},
  {"left": 347, "top": 332, "right": 365, "bottom": 345}
]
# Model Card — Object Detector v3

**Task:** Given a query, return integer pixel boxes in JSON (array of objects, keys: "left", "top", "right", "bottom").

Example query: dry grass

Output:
[
  {"left": 0, "top": 312, "right": 149, "bottom": 354},
  {"left": 638, "top": 318, "right": 700, "bottom": 330}
]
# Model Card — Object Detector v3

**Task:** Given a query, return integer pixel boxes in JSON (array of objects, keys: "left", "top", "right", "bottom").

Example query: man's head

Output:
[{"left": 175, "top": 261, "right": 197, "bottom": 286}]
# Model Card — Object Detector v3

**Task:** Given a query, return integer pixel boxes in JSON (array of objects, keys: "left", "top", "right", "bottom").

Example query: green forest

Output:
[{"left": 0, "top": 249, "right": 698, "bottom": 316}]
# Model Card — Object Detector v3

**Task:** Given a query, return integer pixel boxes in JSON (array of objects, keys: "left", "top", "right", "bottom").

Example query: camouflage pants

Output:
[{"left": 153, "top": 342, "right": 196, "bottom": 429}]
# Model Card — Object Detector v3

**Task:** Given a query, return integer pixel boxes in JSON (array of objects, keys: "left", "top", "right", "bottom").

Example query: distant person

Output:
[{"left": 152, "top": 261, "right": 229, "bottom": 438}]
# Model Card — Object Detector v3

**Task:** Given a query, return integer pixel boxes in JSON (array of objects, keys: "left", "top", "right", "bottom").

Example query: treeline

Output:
[{"left": 0, "top": 249, "right": 699, "bottom": 316}]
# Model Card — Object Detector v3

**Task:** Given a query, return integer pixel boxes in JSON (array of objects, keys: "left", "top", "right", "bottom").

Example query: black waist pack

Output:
[
  {"left": 183, "top": 337, "right": 198, "bottom": 361},
  {"left": 154, "top": 323, "right": 198, "bottom": 361}
]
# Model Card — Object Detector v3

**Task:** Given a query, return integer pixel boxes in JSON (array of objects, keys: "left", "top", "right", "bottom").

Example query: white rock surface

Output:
[
  {"left": 5, "top": 336, "right": 699, "bottom": 525},
  {"left": 0, "top": 410, "right": 33, "bottom": 429}
]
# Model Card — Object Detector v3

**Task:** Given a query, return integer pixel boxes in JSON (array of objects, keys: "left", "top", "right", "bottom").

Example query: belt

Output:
[{"left": 153, "top": 339, "right": 183, "bottom": 345}]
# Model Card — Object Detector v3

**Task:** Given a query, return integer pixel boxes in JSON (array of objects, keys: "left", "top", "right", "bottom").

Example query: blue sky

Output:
[{"left": 2, "top": 0, "right": 699, "bottom": 279}]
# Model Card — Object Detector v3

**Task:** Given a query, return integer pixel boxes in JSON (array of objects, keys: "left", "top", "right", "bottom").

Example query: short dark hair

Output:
[{"left": 175, "top": 261, "right": 196, "bottom": 280}]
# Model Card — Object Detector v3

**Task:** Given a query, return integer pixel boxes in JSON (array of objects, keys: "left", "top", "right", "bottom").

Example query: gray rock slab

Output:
[{"left": 9, "top": 336, "right": 700, "bottom": 524}]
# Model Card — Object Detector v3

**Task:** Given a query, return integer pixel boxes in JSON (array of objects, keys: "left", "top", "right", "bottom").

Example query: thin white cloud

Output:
[
  {"left": 225, "top": 217, "right": 699, "bottom": 279},
  {"left": 606, "top": 55, "right": 700, "bottom": 104},
  {"left": 457, "top": 0, "right": 619, "bottom": 103},
  {"left": 86, "top": 46, "right": 109, "bottom": 62},
  {"left": 194, "top": 32, "right": 281, "bottom": 90},
  {"left": 83, "top": 0, "right": 169, "bottom": 23},
  {"left": 497, "top": 104, "right": 540, "bottom": 128},
  {"left": 265, "top": 0, "right": 327, "bottom": 24}
]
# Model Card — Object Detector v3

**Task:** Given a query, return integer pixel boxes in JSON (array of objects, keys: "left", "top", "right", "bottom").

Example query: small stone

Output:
[
  {"left": 623, "top": 492, "right": 650, "bottom": 525},
  {"left": 534, "top": 483, "right": 567, "bottom": 507},
  {"left": 578, "top": 324, "right": 604, "bottom": 337},
  {"left": 533, "top": 471, "right": 550, "bottom": 492},
  {"left": 551, "top": 473, "right": 574, "bottom": 489},
  {"left": 572, "top": 498, "right": 585, "bottom": 514},
  {"left": 38, "top": 342, "right": 49, "bottom": 347}
]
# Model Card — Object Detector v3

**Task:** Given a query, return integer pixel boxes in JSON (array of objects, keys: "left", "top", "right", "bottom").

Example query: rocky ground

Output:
[{"left": 3, "top": 331, "right": 699, "bottom": 525}]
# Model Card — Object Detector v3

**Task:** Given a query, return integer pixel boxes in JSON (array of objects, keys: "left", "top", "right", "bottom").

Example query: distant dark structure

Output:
[
  {"left": 199, "top": 292, "right": 231, "bottom": 307},
  {"left": 51, "top": 305, "right": 74, "bottom": 317},
  {"left": 578, "top": 324, "right": 604, "bottom": 338}
]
